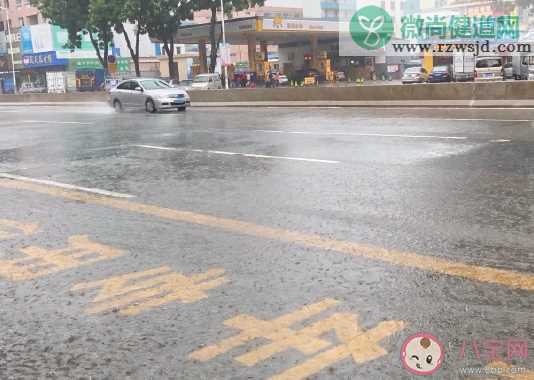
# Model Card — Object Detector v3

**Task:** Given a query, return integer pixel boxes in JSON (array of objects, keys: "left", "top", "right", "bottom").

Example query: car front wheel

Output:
[{"left": 145, "top": 99, "right": 156, "bottom": 113}]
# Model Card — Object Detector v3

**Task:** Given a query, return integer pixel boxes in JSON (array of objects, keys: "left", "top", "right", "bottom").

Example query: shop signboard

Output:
[
  {"left": 30, "top": 24, "right": 54, "bottom": 53},
  {"left": 52, "top": 25, "right": 94, "bottom": 53},
  {"left": 22, "top": 51, "right": 68, "bottom": 68},
  {"left": 69, "top": 57, "right": 130, "bottom": 72},
  {"left": 20, "top": 27, "right": 33, "bottom": 54},
  {"left": 262, "top": 18, "right": 339, "bottom": 32}
]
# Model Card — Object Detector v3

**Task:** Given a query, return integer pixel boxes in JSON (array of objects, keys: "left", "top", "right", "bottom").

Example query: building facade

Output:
[{"left": 321, "top": 0, "right": 357, "bottom": 20}]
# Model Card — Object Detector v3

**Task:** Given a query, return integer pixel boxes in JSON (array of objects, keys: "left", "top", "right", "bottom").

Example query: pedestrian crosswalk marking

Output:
[
  {"left": 190, "top": 299, "right": 405, "bottom": 380},
  {"left": 72, "top": 267, "right": 228, "bottom": 316}
]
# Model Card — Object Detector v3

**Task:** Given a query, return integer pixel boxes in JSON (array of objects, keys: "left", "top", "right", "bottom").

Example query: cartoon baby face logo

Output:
[{"left": 401, "top": 333, "right": 444, "bottom": 375}]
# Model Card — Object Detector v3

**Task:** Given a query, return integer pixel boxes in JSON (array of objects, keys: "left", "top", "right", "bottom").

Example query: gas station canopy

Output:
[{"left": 171, "top": 16, "right": 342, "bottom": 45}]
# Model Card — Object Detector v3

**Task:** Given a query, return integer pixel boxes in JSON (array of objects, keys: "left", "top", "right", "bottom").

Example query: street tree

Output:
[
  {"left": 193, "top": 0, "right": 265, "bottom": 73},
  {"left": 117, "top": 0, "right": 153, "bottom": 77},
  {"left": 146, "top": 0, "right": 194, "bottom": 80},
  {"left": 31, "top": 0, "right": 121, "bottom": 72}
]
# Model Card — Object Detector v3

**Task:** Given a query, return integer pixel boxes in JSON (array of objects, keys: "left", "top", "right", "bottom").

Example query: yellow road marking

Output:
[
  {"left": 0, "top": 219, "right": 38, "bottom": 240},
  {"left": 72, "top": 267, "right": 227, "bottom": 316},
  {"left": 0, "top": 235, "right": 124, "bottom": 281},
  {"left": 1, "top": 178, "right": 534, "bottom": 291},
  {"left": 189, "top": 299, "right": 405, "bottom": 380}
]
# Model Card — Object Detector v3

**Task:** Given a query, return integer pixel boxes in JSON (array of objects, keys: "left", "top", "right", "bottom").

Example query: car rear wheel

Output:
[
  {"left": 178, "top": 107, "right": 186, "bottom": 112},
  {"left": 145, "top": 99, "right": 156, "bottom": 113},
  {"left": 113, "top": 100, "right": 123, "bottom": 113}
]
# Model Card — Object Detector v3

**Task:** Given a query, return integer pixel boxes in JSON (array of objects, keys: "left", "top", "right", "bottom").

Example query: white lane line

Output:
[
  {"left": 490, "top": 139, "right": 512, "bottom": 143},
  {"left": 22, "top": 120, "right": 93, "bottom": 125},
  {"left": 255, "top": 130, "right": 469, "bottom": 140},
  {"left": 134, "top": 145, "right": 340, "bottom": 164},
  {"left": 0, "top": 173, "right": 135, "bottom": 198}
]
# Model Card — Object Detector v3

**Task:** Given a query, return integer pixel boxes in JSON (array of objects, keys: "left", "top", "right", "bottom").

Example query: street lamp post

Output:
[
  {"left": 0, "top": 6, "right": 17, "bottom": 94},
  {"left": 220, "top": 0, "right": 229, "bottom": 90}
]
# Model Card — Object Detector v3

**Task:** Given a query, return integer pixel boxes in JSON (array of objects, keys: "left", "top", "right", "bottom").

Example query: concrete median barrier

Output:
[
  {"left": 188, "top": 81, "right": 534, "bottom": 102},
  {"left": 0, "top": 92, "right": 107, "bottom": 103},
  {"left": 1, "top": 81, "right": 533, "bottom": 107}
]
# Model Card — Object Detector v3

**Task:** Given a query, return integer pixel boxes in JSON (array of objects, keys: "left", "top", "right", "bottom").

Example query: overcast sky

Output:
[{"left": 265, "top": 0, "right": 321, "bottom": 17}]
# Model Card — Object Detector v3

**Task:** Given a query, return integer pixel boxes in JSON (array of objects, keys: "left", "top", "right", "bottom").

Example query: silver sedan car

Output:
[{"left": 109, "top": 78, "right": 191, "bottom": 113}]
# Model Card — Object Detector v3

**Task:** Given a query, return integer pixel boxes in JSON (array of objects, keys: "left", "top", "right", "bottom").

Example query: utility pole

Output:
[
  {"left": 220, "top": 0, "right": 229, "bottom": 90},
  {"left": 1, "top": 6, "right": 17, "bottom": 94}
]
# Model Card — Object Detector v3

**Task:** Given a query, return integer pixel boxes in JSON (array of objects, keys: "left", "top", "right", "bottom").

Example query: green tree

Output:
[
  {"left": 117, "top": 0, "right": 152, "bottom": 77},
  {"left": 146, "top": 0, "right": 194, "bottom": 79},
  {"left": 193, "top": 0, "right": 265, "bottom": 73},
  {"left": 31, "top": 0, "right": 121, "bottom": 72}
]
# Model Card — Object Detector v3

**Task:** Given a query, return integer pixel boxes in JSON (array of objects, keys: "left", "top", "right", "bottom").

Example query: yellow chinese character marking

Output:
[
  {"left": 189, "top": 298, "right": 405, "bottom": 380},
  {"left": 72, "top": 267, "right": 228, "bottom": 316},
  {"left": 0, "top": 235, "right": 124, "bottom": 281},
  {"left": 0, "top": 219, "right": 38, "bottom": 240}
]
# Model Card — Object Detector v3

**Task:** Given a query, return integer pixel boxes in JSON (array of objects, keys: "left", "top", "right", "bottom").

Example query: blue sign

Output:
[
  {"left": 22, "top": 51, "right": 68, "bottom": 68},
  {"left": 20, "top": 26, "right": 33, "bottom": 54}
]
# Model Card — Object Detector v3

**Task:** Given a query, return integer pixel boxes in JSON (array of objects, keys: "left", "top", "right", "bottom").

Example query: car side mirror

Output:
[{"left": 134, "top": 86, "right": 143, "bottom": 92}]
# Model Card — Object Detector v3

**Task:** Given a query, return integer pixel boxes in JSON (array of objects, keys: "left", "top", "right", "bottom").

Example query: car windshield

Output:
[
  {"left": 476, "top": 59, "right": 502, "bottom": 68},
  {"left": 405, "top": 67, "right": 421, "bottom": 73},
  {"left": 432, "top": 66, "right": 448, "bottom": 72},
  {"left": 194, "top": 76, "right": 211, "bottom": 83},
  {"left": 180, "top": 80, "right": 193, "bottom": 85},
  {"left": 140, "top": 80, "right": 170, "bottom": 90}
]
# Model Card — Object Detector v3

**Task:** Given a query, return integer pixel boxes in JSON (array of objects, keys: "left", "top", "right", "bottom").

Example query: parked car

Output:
[
  {"left": 191, "top": 74, "right": 223, "bottom": 90},
  {"left": 503, "top": 62, "right": 514, "bottom": 80},
  {"left": 177, "top": 79, "right": 193, "bottom": 91},
  {"left": 168, "top": 79, "right": 193, "bottom": 91},
  {"left": 475, "top": 57, "right": 503, "bottom": 81},
  {"left": 335, "top": 71, "right": 347, "bottom": 81},
  {"left": 19, "top": 82, "right": 47, "bottom": 94},
  {"left": 402, "top": 67, "right": 429, "bottom": 84},
  {"left": 511, "top": 55, "right": 534, "bottom": 80},
  {"left": 109, "top": 78, "right": 191, "bottom": 113},
  {"left": 277, "top": 74, "right": 289, "bottom": 86},
  {"left": 428, "top": 66, "right": 452, "bottom": 83},
  {"left": 453, "top": 53, "right": 475, "bottom": 82}
]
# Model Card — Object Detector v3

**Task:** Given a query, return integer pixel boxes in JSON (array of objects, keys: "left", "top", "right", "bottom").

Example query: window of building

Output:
[
  {"left": 15, "top": 0, "right": 21, "bottom": 7},
  {"left": 27, "top": 14, "right": 38, "bottom": 25},
  {"left": 18, "top": 16, "right": 24, "bottom": 26}
]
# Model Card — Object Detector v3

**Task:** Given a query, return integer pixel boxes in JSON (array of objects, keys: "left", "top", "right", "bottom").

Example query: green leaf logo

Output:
[{"left": 350, "top": 6, "right": 394, "bottom": 50}]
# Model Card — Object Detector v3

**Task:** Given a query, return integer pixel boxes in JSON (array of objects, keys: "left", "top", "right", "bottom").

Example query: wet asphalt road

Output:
[{"left": 0, "top": 105, "right": 533, "bottom": 380}]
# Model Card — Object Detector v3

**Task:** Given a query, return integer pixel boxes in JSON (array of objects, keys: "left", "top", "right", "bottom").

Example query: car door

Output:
[
  {"left": 115, "top": 81, "right": 134, "bottom": 107},
  {"left": 131, "top": 80, "right": 147, "bottom": 108}
]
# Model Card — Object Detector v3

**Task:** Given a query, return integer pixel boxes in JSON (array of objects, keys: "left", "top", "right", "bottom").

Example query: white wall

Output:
[
  {"left": 265, "top": 0, "right": 321, "bottom": 18},
  {"left": 113, "top": 23, "right": 156, "bottom": 58}
]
